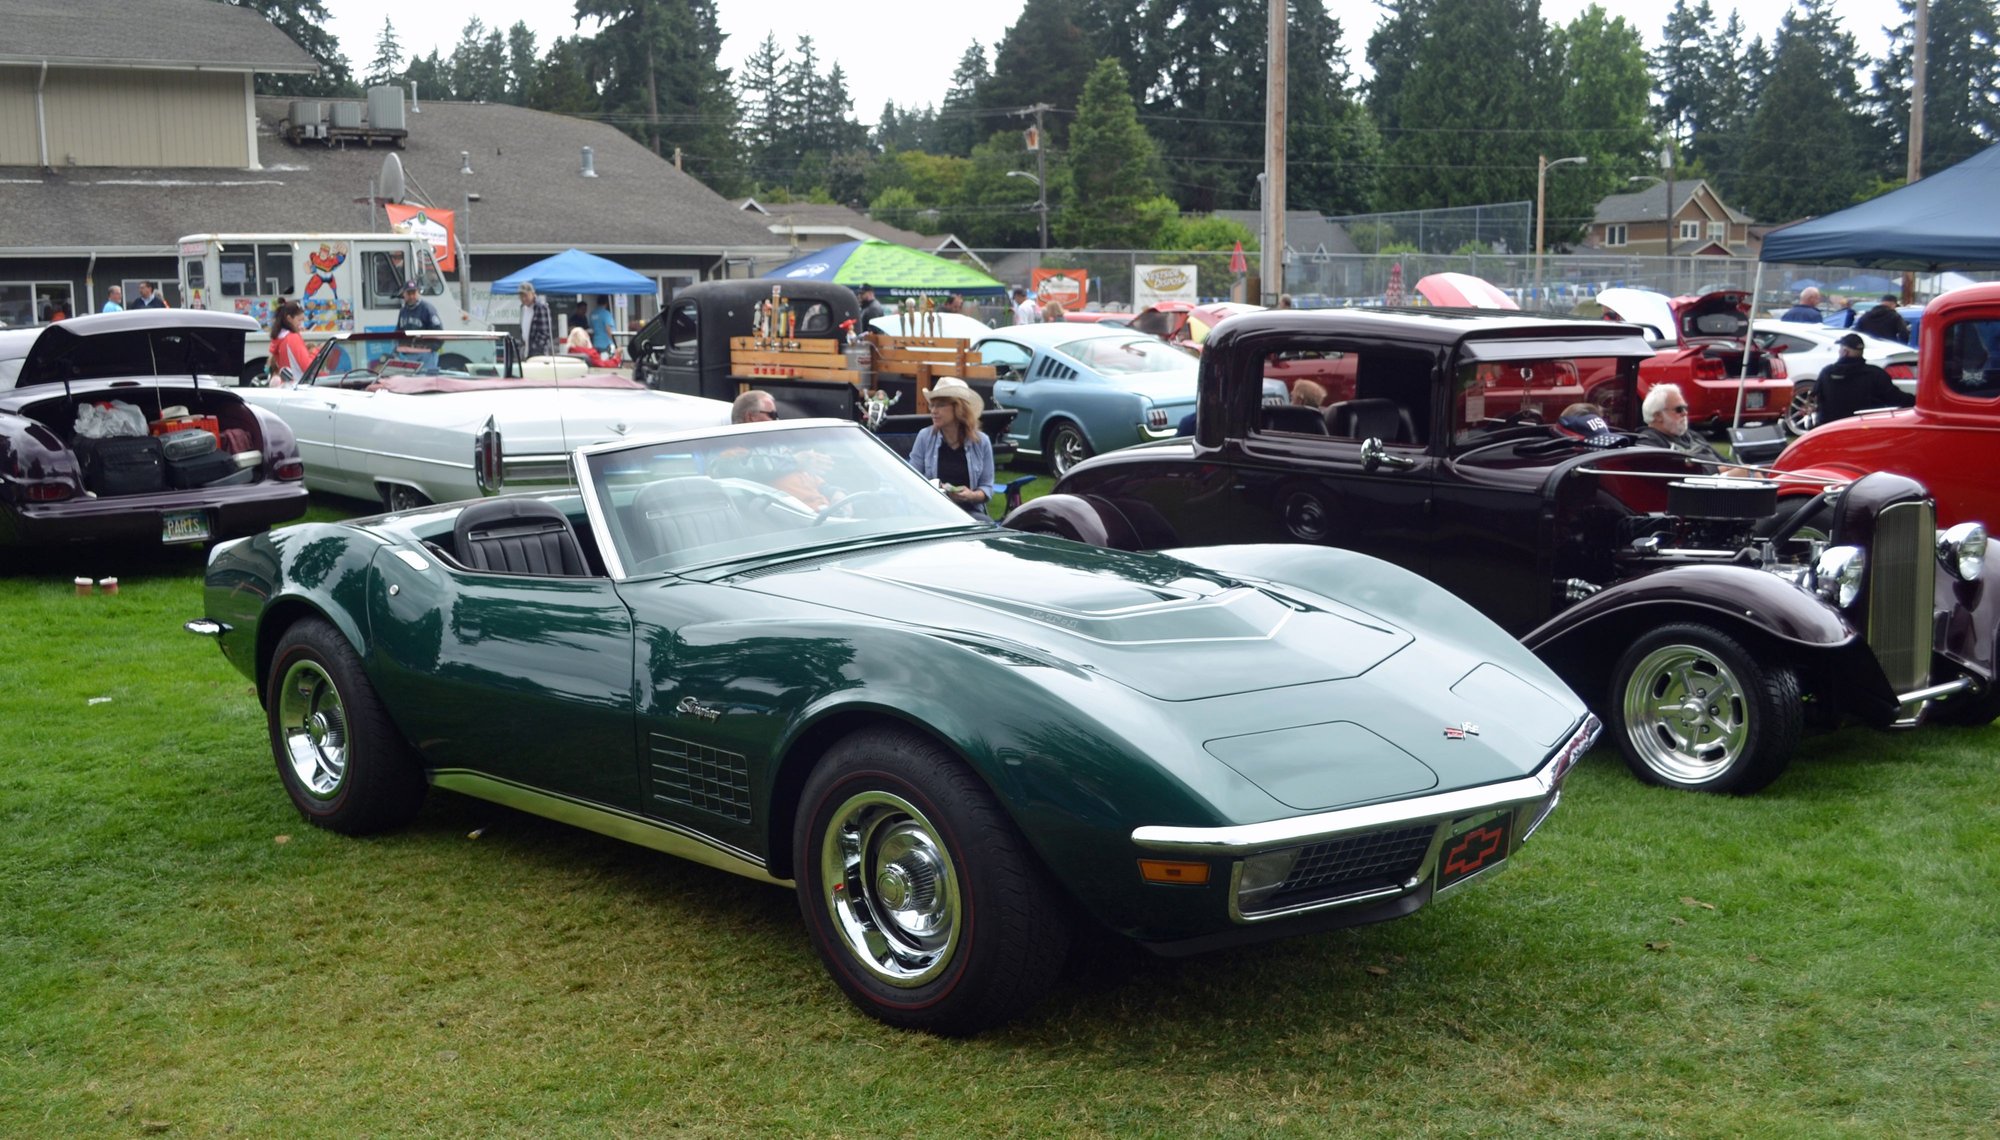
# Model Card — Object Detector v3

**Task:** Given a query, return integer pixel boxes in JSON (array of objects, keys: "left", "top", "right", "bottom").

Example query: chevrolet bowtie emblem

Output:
[{"left": 1443, "top": 722, "right": 1480, "bottom": 739}]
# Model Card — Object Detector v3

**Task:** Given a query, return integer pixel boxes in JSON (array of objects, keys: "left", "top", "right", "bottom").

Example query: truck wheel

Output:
[
  {"left": 1609, "top": 622, "right": 1801, "bottom": 794},
  {"left": 1781, "top": 381, "right": 1817, "bottom": 435},
  {"left": 1045, "top": 422, "right": 1093, "bottom": 478},
  {"left": 794, "top": 725, "right": 1070, "bottom": 1035},
  {"left": 267, "top": 618, "right": 426, "bottom": 834}
]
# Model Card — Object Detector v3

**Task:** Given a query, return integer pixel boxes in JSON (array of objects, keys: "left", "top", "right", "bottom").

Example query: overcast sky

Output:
[{"left": 321, "top": 0, "right": 1910, "bottom": 128}]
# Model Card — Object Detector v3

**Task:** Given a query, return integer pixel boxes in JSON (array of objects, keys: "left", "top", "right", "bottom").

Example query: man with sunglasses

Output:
[{"left": 1638, "top": 383, "right": 1753, "bottom": 475}]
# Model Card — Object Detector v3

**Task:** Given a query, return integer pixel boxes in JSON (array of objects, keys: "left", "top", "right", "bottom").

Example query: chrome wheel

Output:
[
  {"left": 819, "top": 790, "right": 962, "bottom": 987},
  {"left": 1781, "top": 381, "right": 1817, "bottom": 435},
  {"left": 1620, "top": 643, "right": 1749, "bottom": 784},
  {"left": 276, "top": 659, "right": 348, "bottom": 800},
  {"left": 1047, "top": 424, "right": 1091, "bottom": 478}
]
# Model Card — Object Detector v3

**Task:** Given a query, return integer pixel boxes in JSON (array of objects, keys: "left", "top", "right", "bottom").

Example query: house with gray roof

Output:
[
  {"left": 0, "top": 0, "right": 788, "bottom": 326},
  {"left": 1587, "top": 181, "right": 1758, "bottom": 257}
]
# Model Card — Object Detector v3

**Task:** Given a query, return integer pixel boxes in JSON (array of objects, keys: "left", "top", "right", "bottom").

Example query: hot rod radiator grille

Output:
[
  {"left": 1866, "top": 500, "right": 1936, "bottom": 695},
  {"left": 1271, "top": 823, "right": 1437, "bottom": 907},
  {"left": 649, "top": 734, "right": 753, "bottom": 825}
]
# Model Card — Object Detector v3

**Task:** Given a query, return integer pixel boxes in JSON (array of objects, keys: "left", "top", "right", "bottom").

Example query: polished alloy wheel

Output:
[
  {"left": 1049, "top": 426, "right": 1090, "bottom": 477},
  {"left": 1621, "top": 643, "right": 1749, "bottom": 784},
  {"left": 1781, "top": 381, "right": 1817, "bottom": 435},
  {"left": 276, "top": 659, "right": 348, "bottom": 799},
  {"left": 819, "top": 790, "right": 961, "bottom": 987}
]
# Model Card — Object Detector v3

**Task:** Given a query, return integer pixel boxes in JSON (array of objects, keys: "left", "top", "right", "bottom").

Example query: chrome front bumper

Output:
[{"left": 1134, "top": 715, "right": 1601, "bottom": 923}]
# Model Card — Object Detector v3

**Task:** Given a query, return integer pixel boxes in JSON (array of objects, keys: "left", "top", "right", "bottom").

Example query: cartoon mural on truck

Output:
[{"left": 302, "top": 243, "right": 352, "bottom": 333}]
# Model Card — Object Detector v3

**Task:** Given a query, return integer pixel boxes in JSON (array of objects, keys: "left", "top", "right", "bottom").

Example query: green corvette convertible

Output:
[{"left": 194, "top": 419, "right": 1599, "bottom": 1034}]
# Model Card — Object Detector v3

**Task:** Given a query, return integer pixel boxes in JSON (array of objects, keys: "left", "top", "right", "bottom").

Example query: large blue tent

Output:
[
  {"left": 1760, "top": 143, "right": 2000, "bottom": 269},
  {"left": 491, "top": 248, "right": 656, "bottom": 295}
]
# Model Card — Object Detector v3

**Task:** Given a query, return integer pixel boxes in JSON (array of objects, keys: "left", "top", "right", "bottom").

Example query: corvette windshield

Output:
[{"left": 584, "top": 423, "right": 984, "bottom": 576}]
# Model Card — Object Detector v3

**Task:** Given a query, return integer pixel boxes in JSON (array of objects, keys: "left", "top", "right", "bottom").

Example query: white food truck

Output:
[{"left": 177, "top": 232, "right": 469, "bottom": 371}]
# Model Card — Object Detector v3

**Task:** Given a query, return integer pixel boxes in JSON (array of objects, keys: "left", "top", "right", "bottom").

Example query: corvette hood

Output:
[{"left": 736, "top": 532, "right": 1413, "bottom": 701}]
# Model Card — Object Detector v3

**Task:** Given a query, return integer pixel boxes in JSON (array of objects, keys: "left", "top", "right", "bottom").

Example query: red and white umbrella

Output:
[
  {"left": 1414, "top": 272, "right": 1519, "bottom": 310},
  {"left": 1384, "top": 262, "right": 1404, "bottom": 306}
]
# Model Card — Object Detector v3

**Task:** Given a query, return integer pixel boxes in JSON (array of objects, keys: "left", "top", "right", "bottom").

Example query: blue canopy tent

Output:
[
  {"left": 1760, "top": 142, "right": 2000, "bottom": 269},
  {"left": 491, "top": 249, "right": 657, "bottom": 295}
]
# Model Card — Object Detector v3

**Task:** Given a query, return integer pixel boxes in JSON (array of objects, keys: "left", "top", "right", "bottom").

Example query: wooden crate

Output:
[
  {"left": 868, "top": 334, "right": 997, "bottom": 409},
  {"left": 728, "top": 337, "right": 862, "bottom": 386}
]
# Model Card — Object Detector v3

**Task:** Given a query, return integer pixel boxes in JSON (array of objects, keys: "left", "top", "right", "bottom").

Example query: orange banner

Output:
[
  {"left": 384, "top": 203, "right": 457, "bottom": 272},
  {"left": 1031, "top": 268, "right": 1087, "bottom": 307}
]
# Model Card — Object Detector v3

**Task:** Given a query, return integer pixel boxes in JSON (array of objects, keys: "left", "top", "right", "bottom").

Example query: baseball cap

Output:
[
  {"left": 1836, "top": 332, "right": 1865, "bottom": 350},
  {"left": 1558, "top": 412, "right": 1627, "bottom": 449},
  {"left": 402, "top": 280, "right": 421, "bottom": 293}
]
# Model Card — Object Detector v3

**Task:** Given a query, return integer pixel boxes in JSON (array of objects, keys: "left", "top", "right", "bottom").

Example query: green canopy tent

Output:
[{"left": 760, "top": 240, "right": 1006, "bottom": 298}]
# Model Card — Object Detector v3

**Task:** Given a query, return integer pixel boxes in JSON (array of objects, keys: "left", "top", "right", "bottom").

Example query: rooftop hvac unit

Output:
[
  {"left": 288, "top": 101, "right": 325, "bottom": 133},
  {"left": 328, "top": 101, "right": 364, "bottom": 130},
  {"left": 366, "top": 86, "right": 406, "bottom": 132}
]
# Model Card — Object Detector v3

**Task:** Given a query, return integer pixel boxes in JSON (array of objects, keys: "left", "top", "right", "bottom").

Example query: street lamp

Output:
[
  {"left": 1006, "top": 170, "right": 1047, "bottom": 252},
  {"left": 1535, "top": 154, "right": 1587, "bottom": 311}
]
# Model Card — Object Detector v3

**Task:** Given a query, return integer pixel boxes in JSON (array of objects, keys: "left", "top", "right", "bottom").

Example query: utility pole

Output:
[
  {"left": 1262, "top": 0, "right": 1287, "bottom": 307},
  {"left": 1905, "top": 0, "right": 1928, "bottom": 303},
  {"left": 1020, "top": 103, "right": 1052, "bottom": 251}
]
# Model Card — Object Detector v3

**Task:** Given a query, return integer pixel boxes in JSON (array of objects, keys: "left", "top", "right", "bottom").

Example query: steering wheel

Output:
[{"left": 811, "top": 489, "right": 901, "bottom": 526}]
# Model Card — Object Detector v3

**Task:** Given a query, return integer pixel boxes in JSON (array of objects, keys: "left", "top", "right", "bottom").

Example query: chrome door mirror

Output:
[{"left": 1360, "top": 437, "right": 1415, "bottom": 472}]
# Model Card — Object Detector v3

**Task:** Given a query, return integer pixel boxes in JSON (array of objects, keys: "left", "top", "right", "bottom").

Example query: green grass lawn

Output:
[{"left": 3, "top": 502, "right": 1997, "bottom": 1137}]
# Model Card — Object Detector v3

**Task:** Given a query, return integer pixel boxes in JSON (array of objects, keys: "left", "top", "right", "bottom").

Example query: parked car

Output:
[
  {"left": 976, "top": 324, "right": 1203, "bottom": 476},
  {"left": 1005, "top": 307, "right": 2000, "bottom": 794},
  {"left": 1775, "top": 282, "right": 2000, "bottom": 531},
  {"left": 233, "top": 329, "right": 729, "bottom": 510},
  {"left": 1751, "top": 319, "right": 1918, "bottom": 433},
  {"left": 1061, "top": 311, "right": 1132, "bottom": 328},
  {"left": 1595, "top": 288, "right": 1791, "bottom": 430},
  {"left": 1, "top": 310, "right": 306, "bottom": 547},
  {"left": 192, "top": 418, "right": 1599, "bottom": 1034}
]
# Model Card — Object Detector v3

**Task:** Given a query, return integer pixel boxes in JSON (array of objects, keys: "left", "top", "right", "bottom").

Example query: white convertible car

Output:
[{"left": 237, "top": 331, "right": 730, "bottom": 509}]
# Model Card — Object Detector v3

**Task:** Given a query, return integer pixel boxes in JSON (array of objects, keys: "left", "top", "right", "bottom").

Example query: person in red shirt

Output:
[{"left": 268, "top": 301, "right": 314, "bottom": 383}]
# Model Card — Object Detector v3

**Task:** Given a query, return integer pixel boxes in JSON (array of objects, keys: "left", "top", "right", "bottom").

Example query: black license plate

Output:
[{"left": 1437, "top": 816, "right": 1510, "bottom": 889}]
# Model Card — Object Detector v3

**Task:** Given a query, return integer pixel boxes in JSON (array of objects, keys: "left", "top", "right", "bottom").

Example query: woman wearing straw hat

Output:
[{"left": 909, "top": 376, "right": 994, "bottom": 514}]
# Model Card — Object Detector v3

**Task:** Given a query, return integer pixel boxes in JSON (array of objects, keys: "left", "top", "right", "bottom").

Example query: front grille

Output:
[
  {"left": 1866, "top": 500, "right": 1935, "bottom": 694},
  {"left": 1266, "top": 823, "right": 1436, "bottom": 909}
]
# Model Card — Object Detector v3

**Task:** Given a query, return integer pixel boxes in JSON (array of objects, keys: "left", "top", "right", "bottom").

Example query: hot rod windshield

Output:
[{"left": 580, "top": 423, "right": 983, "bottom": 577}]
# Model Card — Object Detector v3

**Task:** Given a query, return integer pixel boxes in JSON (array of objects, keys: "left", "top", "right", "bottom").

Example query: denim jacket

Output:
[{"left": 909, "top": 426, "right": 995, "bottom": 498}]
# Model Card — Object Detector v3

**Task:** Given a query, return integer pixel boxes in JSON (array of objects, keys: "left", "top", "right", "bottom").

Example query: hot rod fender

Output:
[
  {"left": 1002, "top": 492, "right": 1144, "bottom": 550},
  {"left": 1523, "top": 563, "right": 1903, "bottom": 718},
  {"left": 0, "top": 413, "right": 82, "bottom": 497}
]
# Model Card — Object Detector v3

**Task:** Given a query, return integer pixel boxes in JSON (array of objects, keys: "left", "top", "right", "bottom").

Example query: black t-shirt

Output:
[{"left": 935, "top": 439, "right": 970, "bottom": 488}]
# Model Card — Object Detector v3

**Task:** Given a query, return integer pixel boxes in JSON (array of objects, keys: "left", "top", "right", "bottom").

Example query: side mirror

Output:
[{"left": 1360, "top": 437, "right": 1416, "bottom": 472}]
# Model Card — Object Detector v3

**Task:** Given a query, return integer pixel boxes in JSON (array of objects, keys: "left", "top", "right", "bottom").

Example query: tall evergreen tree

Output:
[
  {"left": 364, "top": 17, "right": 403, "bottom": 89},
  {"left": 219, "top": 0, "right": 354, "bottom": 96},
  {"left": 1874, "top": 0, "right": 2000, "bottom": 174},
  {"left": 523, "top": 37, "right": 600, "bottom": 117},
  {"left": 573, "top": 0, "right": 742, "bottom": 192},
  {"left": 737, "top": 33, "right": 788, "bottom": 181},
  {"left": 936, "top": 41, "right": 990, "bottom": 157},
  {"left": 1287, "top": 0, "right": 1380, "bottom": 215},
  {"left": 1372, "top": 0, "right": 1557, "bottom": 224},
  {"left": 505, "top": 23, "right": 538, "bottom": 106},
  {"left": 1733, "top": 0, "right": 1883, "bottom": 220},
  {"left": 979, "top": 0, "right": 1097, "bottom": 148},
  {"left": 401, "top": 50, "right": 449, "bottom": 104},
  {"left": 1058, "top": 58, "right": 1168, "bottom": 248}
]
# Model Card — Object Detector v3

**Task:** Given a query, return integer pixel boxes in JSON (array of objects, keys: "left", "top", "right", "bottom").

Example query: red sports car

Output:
[
  {"left": 1594, "top": 288, "right": 1791, "bottom": 429},
  {"left": 1776, "top": 281, "right": 2000, "bottom": 528}
]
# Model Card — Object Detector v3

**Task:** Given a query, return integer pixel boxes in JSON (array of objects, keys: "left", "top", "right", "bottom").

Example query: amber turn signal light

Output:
[{"left": 1138, "top": 859, "right": 1210, "bottom": 885}]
